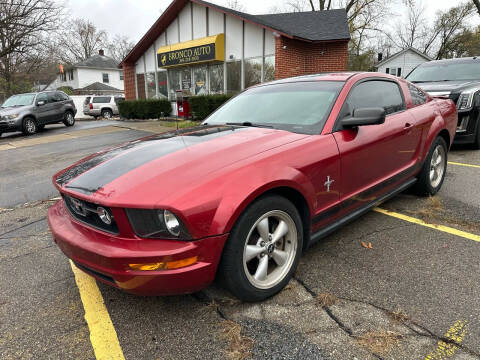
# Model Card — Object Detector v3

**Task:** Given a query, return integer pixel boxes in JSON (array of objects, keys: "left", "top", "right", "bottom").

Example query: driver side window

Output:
[
  {"left": 342, "top": 80, "right": 406, "bottom": 119},
  {"left": 36, "top": 93, "right": 48, "bottom": 104}
]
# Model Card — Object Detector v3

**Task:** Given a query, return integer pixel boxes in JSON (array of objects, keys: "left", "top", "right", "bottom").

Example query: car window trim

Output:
[{"left": 333, "top": 77, "right": 407, "bottom": 132}]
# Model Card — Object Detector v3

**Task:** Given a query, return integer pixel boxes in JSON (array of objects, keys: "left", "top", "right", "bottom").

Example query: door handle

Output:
[{"left": 404, "top": 123, "right": 412, "bottom": 129}]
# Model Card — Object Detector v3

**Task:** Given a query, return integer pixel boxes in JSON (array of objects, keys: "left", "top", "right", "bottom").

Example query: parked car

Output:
[
  {"left": 406, "top": 56, "right": 480, "bottom": 148},
  {"left": 0, "top": 91, "right": 76, "bottom": 136},
  {"left": 48, "top": 72, "right": 456, "bottom": 301},
  {"left": 83, "top": 95, "right": 124, "bottom": 119}
]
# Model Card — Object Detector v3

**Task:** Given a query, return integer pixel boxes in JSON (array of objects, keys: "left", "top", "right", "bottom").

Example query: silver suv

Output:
[
  {"left": 0, "top": 91, "right": 76, "bottom": 136},
  {"left": 83, "top": 96, "right": 124, "bottom": 119}
]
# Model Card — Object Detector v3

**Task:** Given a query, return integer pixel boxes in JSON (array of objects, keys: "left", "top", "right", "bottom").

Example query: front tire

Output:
[
  {"left": 63, "top": 112, "right": 75, "bottom": 127},
  {"left": 218, "top": 195, "right": 303, "bottom": 301},
  {"left": 473, "top": 118, "right": 480, "bottom": 150},
  {"left": 414, "top": 136, "right": 448, "bottom": 196},
  {"left": 22, "top": 117, "right": 37, "bottom": 135}
]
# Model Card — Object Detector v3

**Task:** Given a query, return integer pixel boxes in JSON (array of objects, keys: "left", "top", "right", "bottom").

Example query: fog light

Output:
[
  {"left": 129, "top": 256, "right": 197, "bottom": 271},
  {"left": 97, "top": 207, "right": 112, "bottom": 225}
]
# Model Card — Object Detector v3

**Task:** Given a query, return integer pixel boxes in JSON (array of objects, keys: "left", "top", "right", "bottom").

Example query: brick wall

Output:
[
  {"left": 136, "top": 74, "right": 146, "bottom": 99},
  {"left": 122, "top": 64, "right": 136, "bottom": 100},
  {"left": 275, "top": 37, "right": 348, "bottom": 79}
]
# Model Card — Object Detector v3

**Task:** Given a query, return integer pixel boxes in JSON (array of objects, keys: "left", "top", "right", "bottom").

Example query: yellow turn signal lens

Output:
[{"left": 129, "top": 256, "right": 197, "bottom": 271}]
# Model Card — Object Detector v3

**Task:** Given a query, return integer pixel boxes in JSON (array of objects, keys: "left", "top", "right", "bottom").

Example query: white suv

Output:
[{"left": 83, "top": 96, "right": 124, "bottom": 119}]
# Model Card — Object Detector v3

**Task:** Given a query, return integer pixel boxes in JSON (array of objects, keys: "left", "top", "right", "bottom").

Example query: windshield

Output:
[
  {"left": 406, "top": 60, "right": 480, "bottom": 82},
  {"left": 2, "top": 94, "right": 35, "bottom": 108},
  {"left": 203, "top": 81, "right": 344, "bottom": 134}
]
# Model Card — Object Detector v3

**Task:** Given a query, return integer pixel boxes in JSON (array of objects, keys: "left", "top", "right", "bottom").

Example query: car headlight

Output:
[
  {"left": 456, "top": 89, "right": 480, "bottom": 110},
  {"left": 125, "top": 208, "right": 191, "bottom": 240},
  {"left": 2, "top": 114, "right": 19, "bottom": 120}
]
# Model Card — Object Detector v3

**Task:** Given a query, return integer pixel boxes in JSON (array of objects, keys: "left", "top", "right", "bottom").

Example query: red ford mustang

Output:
[{"left": 48, "top": 72, "right": 456, "bottom": 301}]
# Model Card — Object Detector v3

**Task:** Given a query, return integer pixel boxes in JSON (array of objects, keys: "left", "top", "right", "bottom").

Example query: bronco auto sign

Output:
[{"left": 157, "top": 34, "right": 225, "bottom": 68}]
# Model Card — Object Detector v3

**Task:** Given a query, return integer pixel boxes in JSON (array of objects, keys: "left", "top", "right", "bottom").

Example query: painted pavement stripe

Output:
[
  {"left": 448, "top": 161, "right": 480, "bottom": 169},
  {"left": 425, "top": 320, "right": 468, "bottom": 359},
  {"left": 70, "top": 260, "right": 125, "bottom": 360},
  {"left": 373, "top": 208, "right": 480, "bottom": 242}
]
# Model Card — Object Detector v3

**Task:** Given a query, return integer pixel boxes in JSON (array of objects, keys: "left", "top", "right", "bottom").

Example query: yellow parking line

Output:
[
  {"left": 448, "top": 161, "right": 480, "bottom": 169},
  {"left": 425, "top": 320, "right": 468, "bottom": 359},
  {"left": 373, "top": 208, "right": 480, "bottom": 242},
  {"left": 70, "top": 261, "right": 125, "bottom": 360}
]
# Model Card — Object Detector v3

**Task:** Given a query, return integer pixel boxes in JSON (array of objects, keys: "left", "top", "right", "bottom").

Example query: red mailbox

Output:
[{"left": 176, "top": 90, "right": 191, "bottom": 119}]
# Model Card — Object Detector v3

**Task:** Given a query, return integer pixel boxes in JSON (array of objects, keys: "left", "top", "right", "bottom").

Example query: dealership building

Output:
[{"left": 120, "top": 0, "right": 350, "bottom": 104}]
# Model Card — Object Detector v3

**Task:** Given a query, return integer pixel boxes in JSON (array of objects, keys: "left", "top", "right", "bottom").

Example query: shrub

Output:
[
  {"left": 57, "top": 86, "right": 73, "bottom": 95},
  {"left": 118, "top": 99, "right": 172, "bottom": 119},
  {"left": 189, "top": 94, "right": 233, "bottom": 120}
]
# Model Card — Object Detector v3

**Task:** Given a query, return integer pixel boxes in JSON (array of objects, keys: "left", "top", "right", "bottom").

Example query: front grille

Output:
[{"left": 62, "top": 195, "right": 119, "bottom": 234}]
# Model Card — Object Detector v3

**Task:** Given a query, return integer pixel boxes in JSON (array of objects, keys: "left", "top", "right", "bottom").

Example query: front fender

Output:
[{"left": 211, "top": 166, "right": 316, "bottom": 236}]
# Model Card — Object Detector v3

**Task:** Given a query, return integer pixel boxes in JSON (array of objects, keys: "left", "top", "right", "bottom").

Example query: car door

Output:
[
  {"left": 332, "top": 79, "right": 423, "bottom": 214},
  {"left": 48, "top": 92, "right": 65, "bottom": 122},
  {"left": 34, "top": 92, "right": 51, "bottom": 124}
]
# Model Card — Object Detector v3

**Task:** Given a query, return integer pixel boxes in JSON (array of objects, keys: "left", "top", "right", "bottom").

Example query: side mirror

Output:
[
  {"left": 37, "top": 100, "right": 46, "bottom": 106},
  {"left": 341, "top": 107, "right": 386, "bottom": 128}
]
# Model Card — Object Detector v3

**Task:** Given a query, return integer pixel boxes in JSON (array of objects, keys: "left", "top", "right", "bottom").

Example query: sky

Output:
[{"left": 63, "top": 0, "right": 477, "bottom": 43}]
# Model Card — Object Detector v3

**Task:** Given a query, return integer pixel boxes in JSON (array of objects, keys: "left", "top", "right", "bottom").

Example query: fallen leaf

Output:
[
  {"left": 361, "top": 241, "right": 368, "bottom": 248},
  {"left": 368, "top": 242, "right": 373, "bottom": 249}
]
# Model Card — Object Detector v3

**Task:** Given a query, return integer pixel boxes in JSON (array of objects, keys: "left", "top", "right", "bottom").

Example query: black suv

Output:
[
  {"left": 0, "top": 91, "right": 77, "bottom": 137},
  {"left": 406, "top": 57, "right": 480, "bottom": 148}
]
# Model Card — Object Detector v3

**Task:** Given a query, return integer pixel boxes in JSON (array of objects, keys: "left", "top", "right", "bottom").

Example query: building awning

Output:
[{"left": 157, "top": 34, "right": 225, "bottom": 68}]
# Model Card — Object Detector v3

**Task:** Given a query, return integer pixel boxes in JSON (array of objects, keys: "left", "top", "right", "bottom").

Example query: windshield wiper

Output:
[{"left": 226, "top": 121, "right": 274, "bottom": 128}]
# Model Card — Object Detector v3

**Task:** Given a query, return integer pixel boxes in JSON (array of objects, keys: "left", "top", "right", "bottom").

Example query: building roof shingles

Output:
[{"left": 75, "top": 54, "right": 119, "bottom": 69}]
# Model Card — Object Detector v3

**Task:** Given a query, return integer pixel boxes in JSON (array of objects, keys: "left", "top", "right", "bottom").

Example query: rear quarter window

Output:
[
  {"left": 84, "top": 97, "right": 91, "bottom": 105},
  {"left": 408, "top": 83, "right": 427, "bottom": 106},
  {"left": 92, "top": 97, "right": 112, "bottom": 103}
]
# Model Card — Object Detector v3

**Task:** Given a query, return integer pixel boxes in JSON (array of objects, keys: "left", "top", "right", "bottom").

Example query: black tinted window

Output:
[
  {"left": 58, "top": 92, "right": 69, "bottom": 101},
  {"left": 84, "top": 96, "right": 91, "bottom": 105},
  {"left": 48, "top": 92, "right": 63, "bottom": 102},
  {"left": 36, "top": 93, "right": 48, "bottom": 103},
  {"left": 347, "top": 80, "right": 405, "bottom": 115},
  {"left": 92, "top": 97, "right": 111, "bottom": 103},
  {"left": 408, "top": 84, "right": 427, "bottom": 106}
]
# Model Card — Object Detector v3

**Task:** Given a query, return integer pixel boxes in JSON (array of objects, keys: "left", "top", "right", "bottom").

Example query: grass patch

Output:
[
  {"left": 158, "top": 120, "right": 199, "bottom": 129},
  {"left": 357, "top": 330, "right": 402, "bottom": 355},
  {"left": 221, "top": 320, "right": 254, "bottom": 360},
  {"left": 315, "top": 292, "right": 338, "bottom": 307}
]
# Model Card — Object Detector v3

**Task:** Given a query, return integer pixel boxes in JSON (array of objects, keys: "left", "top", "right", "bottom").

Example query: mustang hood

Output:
[{"left": 56, "top": 125, "right": 306, "bottom": 206}]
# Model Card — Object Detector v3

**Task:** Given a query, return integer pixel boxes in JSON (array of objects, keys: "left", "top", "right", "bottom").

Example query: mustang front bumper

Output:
[{"left": 47, "top": 200, "right": 228, "bottom": 295}]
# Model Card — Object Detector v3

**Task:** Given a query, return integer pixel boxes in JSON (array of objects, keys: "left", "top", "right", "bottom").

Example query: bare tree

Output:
[
  {"left": 394, "top": 1, "right": 428, "bottom": 49},
  {"left": 0, "top": 0, "right": 62, "bottom": 97},
  {"left": 105, "top": 34, "right": 135, "bottom": 63},
  {"left": 226, "top": 0, "right": 246, "bottom": 12},
  {"left": 56, "top": 19, "right": 107, "bottom": 64}
]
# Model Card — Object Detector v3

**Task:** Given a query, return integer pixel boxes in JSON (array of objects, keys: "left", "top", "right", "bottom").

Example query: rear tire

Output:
[
  {"left": 413, "top": 136, "right": 448, "bottom": 196},
  {"left": 101, "top": 109, "right": 113, "bottom": 119},
  {"left": 63, "top": 112, "right": 75, "bottom": 127},
  {"left": 218, "top": 195, "right": 303, "bottom": 302},
  {"left": 22, "top": 117, "right": 37, "bottom": 135}
]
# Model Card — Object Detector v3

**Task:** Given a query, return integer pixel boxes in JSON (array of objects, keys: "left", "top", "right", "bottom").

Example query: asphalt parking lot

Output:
[{"left": 0, "top": 122, "right": 479, "bottom": 359}]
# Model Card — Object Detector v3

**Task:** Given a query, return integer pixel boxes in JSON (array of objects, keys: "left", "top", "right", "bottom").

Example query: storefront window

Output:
[
  {"left": 168, "top": 69, "right": 181, "bottom": 100},
  {"left": 157, "top": 70, "right": 168, "bottom": 98},
  {"left": 193, "top": 66, "right": 207, "bottom": 95},
  {"left": 226, "top": 61, "right": 241, "bottom": 94},
  {"left": 245, "top": 58, "right": 262, "bottom": 88},
  {"left": 264, "top": 55, "right": 275, "bottom": 82},
  {"left": 146, "top": 72, "right": 156, "bottom": 99},
  {"left": 209, "top": 64, "right": 224, "bottom": 94},
  {"left": 181, "top": 68, "right": 193, "bottom": 95}
]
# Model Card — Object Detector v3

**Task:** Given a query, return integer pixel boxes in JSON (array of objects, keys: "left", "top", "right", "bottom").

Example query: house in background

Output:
[
  {"left": 375, "top": 47, "right": 432, "bottom": 78},
  {"left": 47, "top": 50, "right": 124, "bottom": 94}
]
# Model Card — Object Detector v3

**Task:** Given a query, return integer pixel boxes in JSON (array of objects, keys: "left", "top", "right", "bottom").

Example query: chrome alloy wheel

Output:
[
  {"left": 65, "top": 112, "right": 74, "bottom": 125},
  {"left": 25, "top": 118, "right": 36, "bottom": 133},
  {"left": 243, "top": 210, "right": 298, "bottom": 289},
  {"left": 429, "top": 144, "right": 446, "bottom": 188}
]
